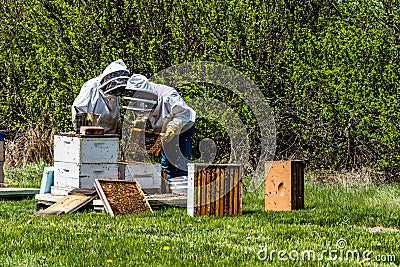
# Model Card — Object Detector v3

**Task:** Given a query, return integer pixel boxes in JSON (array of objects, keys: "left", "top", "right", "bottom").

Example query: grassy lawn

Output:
[{"left": 1, "top": 165, "right": 399, "bottom": 266}]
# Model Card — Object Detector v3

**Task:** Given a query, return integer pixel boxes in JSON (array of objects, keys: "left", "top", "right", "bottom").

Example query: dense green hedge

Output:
[{"left": 1, "top": 1, "right": 399, "bottom": 178}]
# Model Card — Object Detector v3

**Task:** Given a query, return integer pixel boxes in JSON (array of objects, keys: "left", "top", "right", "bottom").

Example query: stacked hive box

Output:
[
  {"left": 187, "top": 163, "right": 242, "bottom": 217},
  {"left": 119, "top": 162, "right": 162, "bottom": 194},
  {"left": 52, "top": 134, "right": 119, "bottom": 195},
  {"left": 264, "top": 160, "right": 304, "bottom": 211}
]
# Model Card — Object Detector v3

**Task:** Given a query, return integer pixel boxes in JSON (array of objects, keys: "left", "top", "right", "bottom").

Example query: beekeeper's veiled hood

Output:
[
  {"left": 97, "top": 59, "right": 130, "bottom": 96},
  {"left": 123, "top": 74, "right": 159, "bottom": 113}
]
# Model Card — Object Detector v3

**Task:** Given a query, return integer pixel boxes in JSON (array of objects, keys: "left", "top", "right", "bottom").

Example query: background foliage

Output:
[{"left": 0, "top": 0, "right": 399, "bottom": 179}]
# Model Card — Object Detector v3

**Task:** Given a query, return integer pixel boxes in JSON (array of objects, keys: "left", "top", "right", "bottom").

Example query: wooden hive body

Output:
[
  {"left": 187, "top": 164, "right": 242, "bottom": 217},
  {"left": 265, "top": 160, "right": 304, "bottom": 211},
  {"left": 52, "top": 134, "right": 119, "bottom": 195}
]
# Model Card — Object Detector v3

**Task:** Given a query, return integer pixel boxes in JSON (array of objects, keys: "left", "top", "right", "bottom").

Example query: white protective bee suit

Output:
[
  {"left": 124, "top": 74, "right": 196, "bottom": 180},
  {"left": 72, "top": 60, "right": 130, "bottom": 134}
]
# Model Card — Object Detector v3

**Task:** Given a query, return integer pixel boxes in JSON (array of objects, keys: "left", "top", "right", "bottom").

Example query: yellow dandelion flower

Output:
[
  {"left": 163, "top": 246, "right": 170, "bottom": 251},
  {"left": 75, "top": 232, "right": 83, "bottom": 235},
  {"left": 322, "top": 236, "right": 327, "bottom": 240},
  {"left": 107, "top": 259, "right": 113, "bottom": 263},
  {"left": 17, "top": 226, "right": 23, "bottom": 228},
  {"left": 151, "top": 244, "right": 155, "bottom": 247},
  {"left": 50, "top": 222, "right": 56, "bottom": 227},
  {"left": 146, "top": 250, "right": 151, "bottom": 253}
]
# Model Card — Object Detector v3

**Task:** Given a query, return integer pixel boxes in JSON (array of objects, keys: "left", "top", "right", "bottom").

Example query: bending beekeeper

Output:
[
  {"left": 124, "top": 74, "right": 196, "bottom": 182},
  {"left": 72, "top": 59, "right": 130, "bottom": 134}
]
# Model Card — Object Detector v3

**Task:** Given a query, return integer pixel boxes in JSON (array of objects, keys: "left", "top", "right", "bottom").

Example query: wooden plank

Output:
[
  {"left": 68, "top": 188, "right": 98, "bottom": 196},
  {"left": 224, "top": 167, "right": 230, "bottom": 215},
  {"left": 215, "top": 167, "right": 220, "bottom": 216},
  {"left": 200, "top": 169, "right": 206, "bottom": 216},
  {"left": 237, "top": 166, "right": 241, "bottom": 214},
  {"left": 229, "top": 167, "right": 235, "bottom": 215},
  {"left": 35, "top": 194, "right": 65, "bottom": 203},
  {"left": 94, "top": 179, "right": 152, "bottom": 216},
  {"left": 34, "top": 194, "right": 96, "bottom": 216},
  {"left": 233, "top": 166, "right": 238, "bottom": 215},
  {"left": 205, "top": 169, "right": 210, "bottom": 216},
  {"left": 210, "top": 168, "right": 216, "bottom": 216},
  {"left": 80, "top": 126, "right": 104, "bottom": 136},
  {"left": 0, "top": 188, "right": 40, "bottom": 198},
  {"left": 161, "top": 169, "right": 169, "bottom": 194},
  {"left": 219, "top": 168, "right": 225, "bottom": 215}
]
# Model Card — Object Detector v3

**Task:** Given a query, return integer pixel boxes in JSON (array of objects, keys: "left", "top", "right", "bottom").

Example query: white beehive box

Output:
[
  {"left": 54, "top": 135, "right": 118, "bottom": 164},
  {"left": 53, "top": 162, "right": 118, "bottom": 188},
  {"left": 120, "top": 162, "right": 162, "bottom": 194},
  {"left": 52, "top": 134, "right": 119, "bottom": 195}
]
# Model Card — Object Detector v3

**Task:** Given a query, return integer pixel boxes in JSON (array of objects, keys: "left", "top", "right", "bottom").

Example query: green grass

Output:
[
  {"left": 4, "top": 161, "right": 47, "bottom": 188},
  {"left": 0, "top": 178, "right": 399, "bottom": 266}
]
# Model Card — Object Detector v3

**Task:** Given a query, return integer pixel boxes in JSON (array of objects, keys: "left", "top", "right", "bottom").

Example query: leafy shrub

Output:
[{"left": 0, "top": 0, "right": 399, "bottom": 180}]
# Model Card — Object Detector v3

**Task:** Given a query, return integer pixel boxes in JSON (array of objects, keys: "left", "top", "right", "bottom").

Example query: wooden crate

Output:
[
  {"left": 264, "top": 160, "right": 304, "bottom": 211},
  {"left": 187, "top": 164, "right": 242, "bottom": 217}
]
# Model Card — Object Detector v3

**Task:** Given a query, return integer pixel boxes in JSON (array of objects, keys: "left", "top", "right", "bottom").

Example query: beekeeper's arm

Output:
[
  {"left": 163, "top": 91, "right": 195, "bottom": 143},
  {"left": 71, "top": 78, "right": 97, "bottom": 132}
]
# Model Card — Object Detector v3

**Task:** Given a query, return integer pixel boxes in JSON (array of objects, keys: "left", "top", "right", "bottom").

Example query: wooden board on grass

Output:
[
  {"left": 34, "top": 194, "right": 97, "bottom": 216},
  {"left": 0, "top": 188, "right": 40, "bottom": 198},
  {"left": 94, "top": 179, "right": 152, "bottom": 216}
]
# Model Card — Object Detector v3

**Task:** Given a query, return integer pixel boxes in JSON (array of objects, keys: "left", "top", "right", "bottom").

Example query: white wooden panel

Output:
[
  {"left": 53, "top": 175, "right": 67, "bottom": 187},
  {"left": 54, "top": 162, "right": 118, "bottom": 189},
  {"left": 54, "top": 135, "right": 119, "bottom": 164},
  {"left": 124, "top": 163, "right": 162, "bottom": 190},
  {"left": 51, "top": 186, "right": 75, "bottom": 196},
  {"left": 80, "top": 138, "right": 119, "bottom": 163},
  {"left": 54, "top": 162, "right": 80, "bottom": 179},
  {"left": 187, "top": 164, "right": 195, "bottom": 217},
  {"left": 79, "top": 163, "right": 119, "bottom": 180},
  {"left": 54, "top": 136, "right": 81, "bottom": 163}
]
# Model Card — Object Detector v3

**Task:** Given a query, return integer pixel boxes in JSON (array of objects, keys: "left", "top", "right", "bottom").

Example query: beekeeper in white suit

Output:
[
  {"left": 124, "top": 74, "right": 196, "bottom": 181},
  {"left": 72, "top": 59, "right": 130, "bottom": 134}
]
